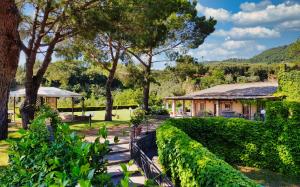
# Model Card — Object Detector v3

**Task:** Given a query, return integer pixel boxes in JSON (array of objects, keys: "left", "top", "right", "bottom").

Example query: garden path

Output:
[{"left": 84, "top": 118, "right": 165, "bottom": 186}]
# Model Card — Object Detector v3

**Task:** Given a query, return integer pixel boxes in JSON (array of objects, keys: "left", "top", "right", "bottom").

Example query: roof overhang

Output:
[
  {"left": 10, "top": 87, "right": 82, "bottom": 98},
  {"left": 164, "top": 95, "right": 279, "bottom": 100}
]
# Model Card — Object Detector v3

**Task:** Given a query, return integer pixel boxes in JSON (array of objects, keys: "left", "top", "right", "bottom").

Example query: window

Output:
[{"left": 224, "top": 103, "right": 232, "bottom": 111}]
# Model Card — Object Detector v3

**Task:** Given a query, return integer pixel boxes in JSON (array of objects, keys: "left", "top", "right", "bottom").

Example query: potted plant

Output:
[{"left": 130, "top": 109, "right": 146, "bottom": 136}]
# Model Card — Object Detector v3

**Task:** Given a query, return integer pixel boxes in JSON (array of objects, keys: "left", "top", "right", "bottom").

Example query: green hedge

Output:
[
  {"left": 156, "top": 123, "right": 259, "bottom": 187},
  {"left": 161, "top": 101, "right": 300, "bottom": 176}
]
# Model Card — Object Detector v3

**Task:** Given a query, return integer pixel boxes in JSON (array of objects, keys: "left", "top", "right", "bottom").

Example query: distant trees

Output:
[{"left": 0, "top": 0, "right": 20, "bottom": 140}]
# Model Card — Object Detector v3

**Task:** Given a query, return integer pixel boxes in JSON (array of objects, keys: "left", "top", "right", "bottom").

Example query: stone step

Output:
[
  {"left": 109, "top": 143, "right": 130, "bottom": 154},
  {"left": 106, "top": 151, "right": 131, "bottom": 166},
  {"left": 111, "top": 172, "right": 146, "bottom": 187},
  {"left": 109, "top": 141, "right": 130, "bottom": 146},
  {"left": 108, "top": 163, "right": 139, "bottom": 177}
]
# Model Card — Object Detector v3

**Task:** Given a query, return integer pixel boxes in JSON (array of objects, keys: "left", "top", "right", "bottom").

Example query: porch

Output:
[{"left": 164, "top": 98, "right": 259, "bottom": 120}]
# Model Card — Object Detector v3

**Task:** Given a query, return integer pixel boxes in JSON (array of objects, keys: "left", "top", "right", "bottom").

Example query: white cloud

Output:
[
  {"left": 196, "top": 3, "right": 231, "bottom": 21},
  {"left": 232, "top": 2, "right": 300, "bottom": 25},
  {"left": 222, "top": 40, "right": 250, "bottom": 49},
  {"left": 214, "top": 27, "right": 280, "bottom": 39},
  {"left": 276, "top": 20, "right": 300, "bottom": 31},
  {"left": 189, "top": 40, "right": 266, "bottom": 61},
  {"left": 240, "top": 0, "right": 272, "bottom": 12},
  {"left": 196, "top": 1, "right": 300, "bottom": 27}
]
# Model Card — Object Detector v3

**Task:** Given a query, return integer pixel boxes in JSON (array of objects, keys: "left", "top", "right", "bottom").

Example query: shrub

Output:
[
  {"left": 156, "top": 123, "right": 259, "bottom": 187},
  {"left": 149, "top": 106, "right": 169, "bottom": 115},
  {"left": 0, "top": 106, "right": 112, "bottom": 186},
  {"left": 130, "top": 108, "right": 146, "bottom": 127}
]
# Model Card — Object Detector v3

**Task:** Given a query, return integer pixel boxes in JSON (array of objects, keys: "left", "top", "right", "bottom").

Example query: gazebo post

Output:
[
  {"left": 81, "top": 97, "right": 85, "bottom": 116},
  {"left": 13, "top": 97, "right": 16, "bottom": 122},
  {"left": 71, "top": 97, "right": 74, "bottom": 121}
]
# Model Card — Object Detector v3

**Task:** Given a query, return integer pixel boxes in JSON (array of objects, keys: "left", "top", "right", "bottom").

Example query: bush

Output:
[
  {"left": 0, "top": 106, "right": 112, "bottom": 186},
  {"left": 149, "top": 106, "right": 169, "bottom": 115},
  {"left": 163, "top": 101, "right": 300, "bottom": 176},
  {"left": 130, "top": 108, "right": 146, "bottom": 127},
  {"left": 156, "top": 123, "right": 258, "bottom": 187}
]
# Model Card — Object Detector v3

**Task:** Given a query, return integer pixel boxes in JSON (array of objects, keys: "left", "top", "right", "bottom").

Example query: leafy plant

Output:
[
  {"left": 130, "top": 108, "right": 146, "bottom": 127},
  {"left": 0, "top": 106, "right": 112, "bottom": 186}
]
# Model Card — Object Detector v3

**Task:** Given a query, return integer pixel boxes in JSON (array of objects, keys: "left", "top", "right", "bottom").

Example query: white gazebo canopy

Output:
[
  {"left": 10, "top": 87, "right": 82, "bottom": 98},
  {"left": 9, "top": 87, "right": 84, "bottom": 122}
]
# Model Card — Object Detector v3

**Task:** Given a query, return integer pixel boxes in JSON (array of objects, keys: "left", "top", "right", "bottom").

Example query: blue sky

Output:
[{"left": 185, "top": 0, "right": 300, "bottom": 64}]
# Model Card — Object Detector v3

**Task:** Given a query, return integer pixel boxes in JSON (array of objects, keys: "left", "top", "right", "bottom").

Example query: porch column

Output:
[
  {"left": 165, "top": 101, "right": 169, "bottom": 110},
  {"left": 71, "top": 97, "right": 74, "bottom": 121},
  {"left": 81, "top": 97, "right": 85, "bottom": 116},
  {"left": 191, "top": 100, "right": 196, "bottom": 117},
  {"left": 172, "top": 100, "right": 176, "bottom": 117},
  {"left": 182, "top": 100, "right": 185, "bottom": 112},
  {"left": 216, "top": 100, "right": 220, "bottom": 116},
  {"left": 13, "top": 97, "right": 16, "bottom": 122}
]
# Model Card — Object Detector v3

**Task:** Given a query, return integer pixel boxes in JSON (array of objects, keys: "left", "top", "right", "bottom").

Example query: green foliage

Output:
[
  {"left": 114, "top": 89, "right": 143, "bottom": 106},
  {"left": 288, "top": 39, "right": 300, "bottom": 61},
  {"left": 162, "top": 101, "right": 300, "bottom": 176},
  {"left": 0, "top": 107, "right": 112, "bottom": 186},
  {"left": 156, "top": 122, "right": 259, "bottom": 187},
  {"left": 149, "top": 106, "right": 169, "bottom": 115},
  {"left": 277, "top": 70, "right": 300, "bottom": 101},
  {"left": 249, "top": 45, "right": 295, "bottom": 64},
  {"left": 130, "top": 108, "right": 146, "bottom": 127}
]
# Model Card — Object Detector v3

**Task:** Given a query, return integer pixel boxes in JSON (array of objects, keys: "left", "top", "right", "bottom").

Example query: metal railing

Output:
[{"left": 130, "top": 128, "right": 174, "bottom": 187}]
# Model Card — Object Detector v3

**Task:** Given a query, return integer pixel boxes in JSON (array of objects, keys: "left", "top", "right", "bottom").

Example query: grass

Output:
[
  {"left": 238, "top": 166, "right": 300, "bottom": 187},
  {"left": 66, "top": 109, "right": 131, "bottom": 132},
  {"left": 0, "top": 124, "right": 22, "bottom": 166}
]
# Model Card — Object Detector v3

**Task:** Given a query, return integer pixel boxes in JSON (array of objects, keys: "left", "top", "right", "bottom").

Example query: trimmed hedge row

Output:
[
  {"left": 156, "top": 123, "right": 259, "bottom": 187},
  {"left": 163, "top": 101, "right": 300, "bottom": 176}
]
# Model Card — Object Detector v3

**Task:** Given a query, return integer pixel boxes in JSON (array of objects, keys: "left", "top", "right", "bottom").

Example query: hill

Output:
[
  {"left": 248, "top": 45, "right": 294, "bottom": 64},
  {"left": 206, "top": 42, "right": 298, "bottom": 64}
]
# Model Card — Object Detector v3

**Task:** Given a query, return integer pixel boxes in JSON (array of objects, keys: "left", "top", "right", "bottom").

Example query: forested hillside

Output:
[
  {"left": 248, "top": 45, "right": 294, "bottom": 64},
  {"left": 207, "top": 41, "right": 299, "bottom": 64}
]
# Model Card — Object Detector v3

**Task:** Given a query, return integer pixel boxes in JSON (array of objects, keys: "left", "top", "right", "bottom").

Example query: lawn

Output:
[
  {"left": 0, "top": 124, "right": 22, "bottom": 166},
  {"left": 66, "top": 109, "right": 131, "bottom": 132}
]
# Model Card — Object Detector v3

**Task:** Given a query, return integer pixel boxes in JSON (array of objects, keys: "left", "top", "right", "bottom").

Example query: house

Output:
[{"left": 164, "top": 82, "right": 279, "bottom": 119}]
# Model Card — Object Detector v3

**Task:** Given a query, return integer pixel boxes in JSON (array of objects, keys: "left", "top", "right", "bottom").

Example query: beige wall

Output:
[{"left": 193, "top": 99, "right": 258, "bottom": 118}]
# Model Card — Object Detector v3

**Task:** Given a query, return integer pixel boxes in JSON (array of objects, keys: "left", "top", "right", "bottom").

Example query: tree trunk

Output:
[
  {"left": 20, "top": 83, "right": 39, "bottom": 129},
  {"left": 21, "top": 38, "right": 58, "bottom": 128},
  {"left": 142, "top": 51, "right": 152, "bottom": 112},
  {"left": 143, "top": 67, "right": 151, "bottom": 112},
  {"left": 0, "top": 0, "right": 20, "bottom": 140},
  {"left": 104, "top": 60, "right": 118, "bottom": 121}
]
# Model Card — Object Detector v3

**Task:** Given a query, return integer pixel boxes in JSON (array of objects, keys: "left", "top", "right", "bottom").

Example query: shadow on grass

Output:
[
  {"left": 237, "top": 166, "right": 300, "bottom": 187},
  {"left": 66, "top": 120, "right": 131, "bottom": 136}
]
